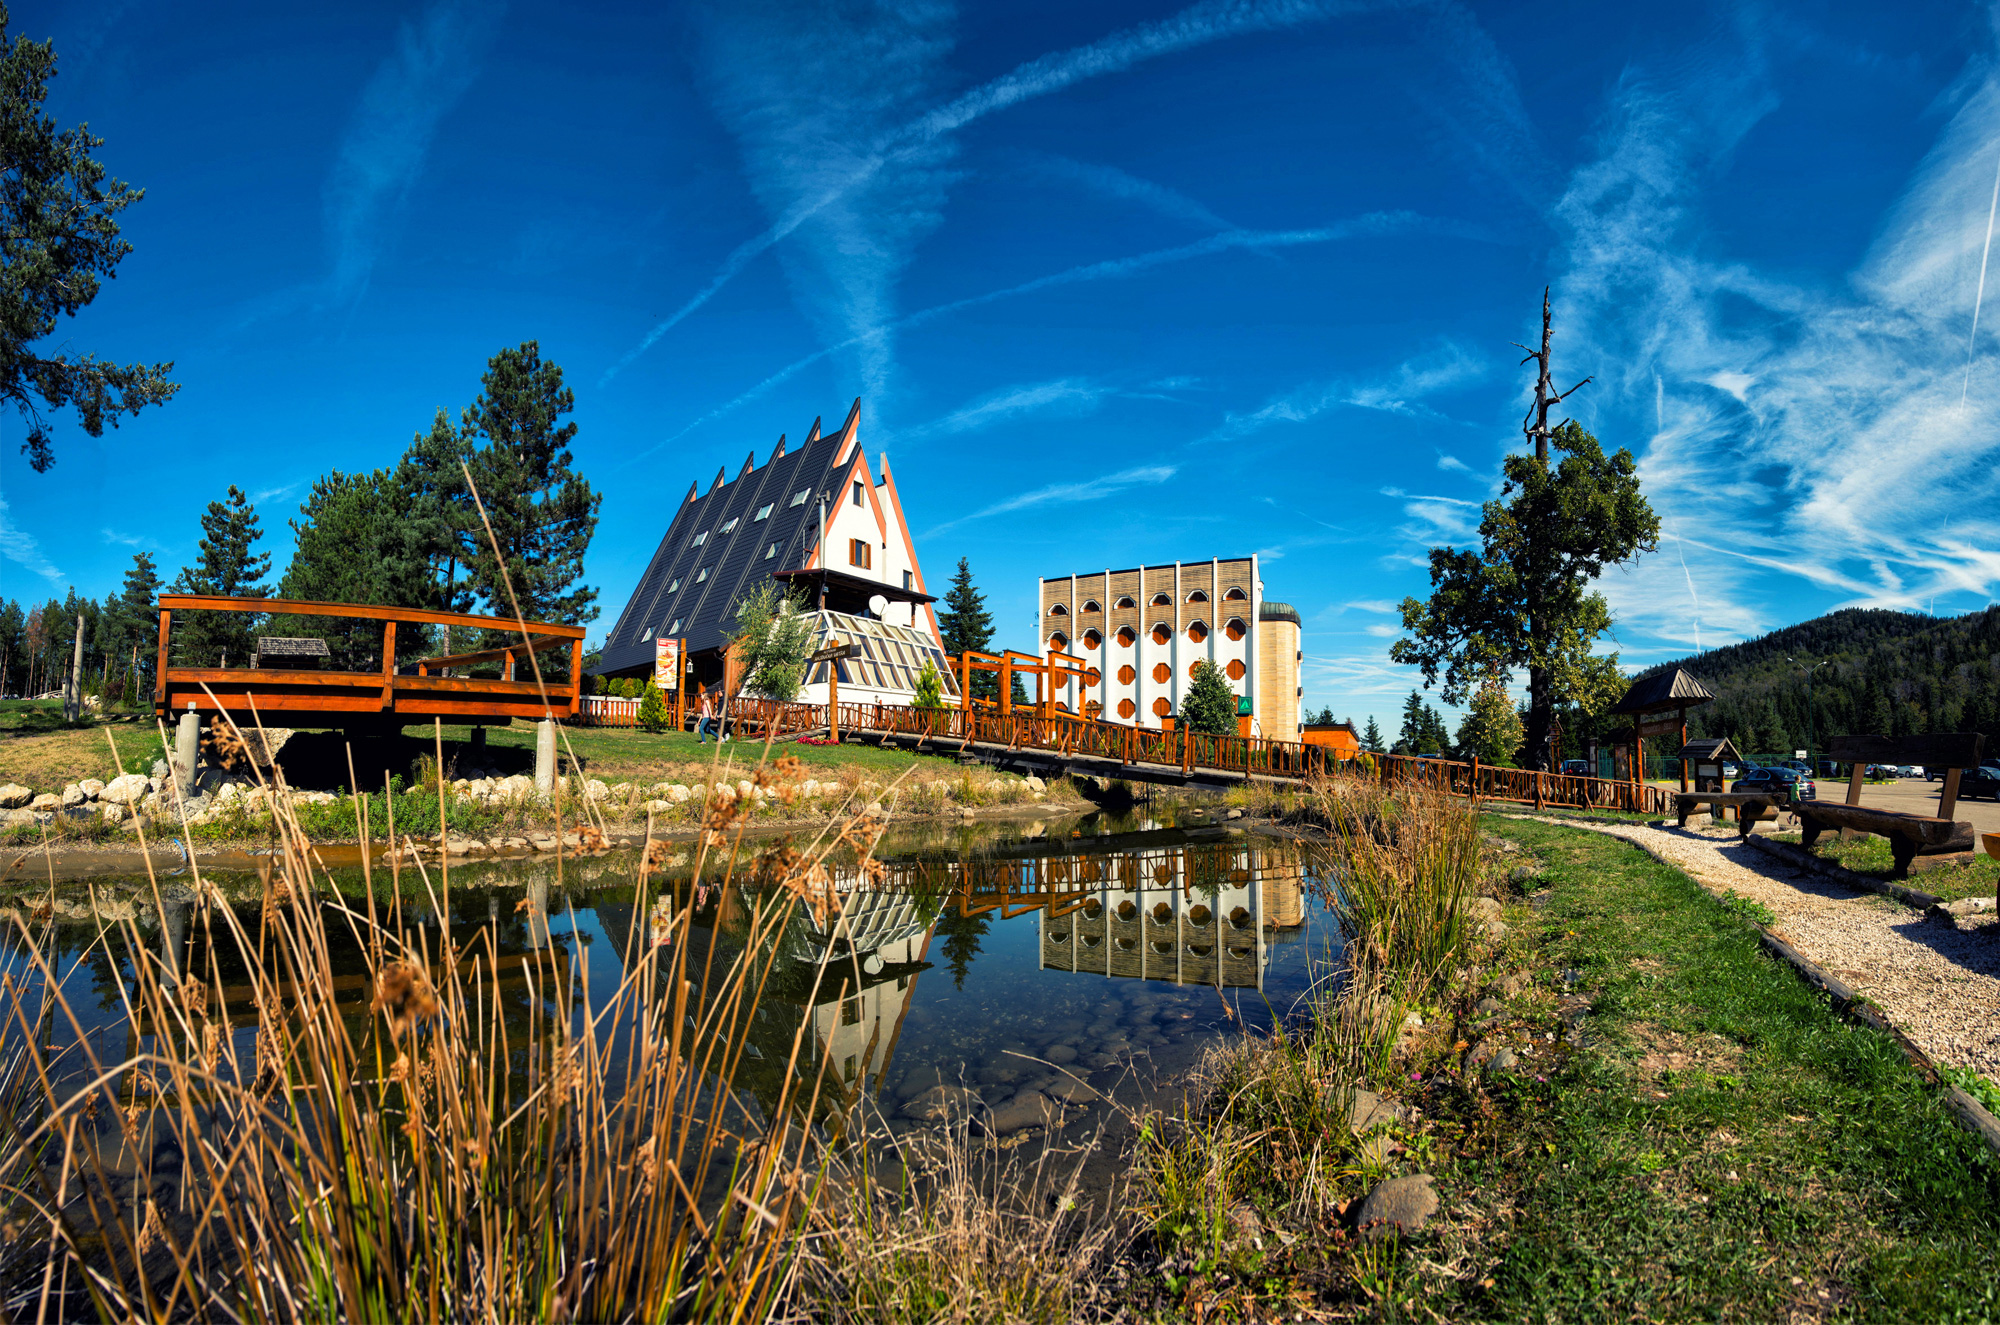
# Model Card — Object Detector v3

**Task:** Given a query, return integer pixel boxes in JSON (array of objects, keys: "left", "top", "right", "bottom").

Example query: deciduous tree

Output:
[
  {"left": 1, "top": 6, "right": 177, "bottom": 471},
  {"left": 1393, "top": 293, "right": 1658, "bottom": 769},
  {"left": 1455, "top": 673, "right": 1525, "bottom": 765}
]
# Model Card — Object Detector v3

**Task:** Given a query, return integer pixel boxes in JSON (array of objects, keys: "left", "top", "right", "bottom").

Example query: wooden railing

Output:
[
  {"left": 155, "top": 596, "right": 587, "bottom": 724},
  {"left": 570, "top": 695, "right": 1672, "bottom": 813}
]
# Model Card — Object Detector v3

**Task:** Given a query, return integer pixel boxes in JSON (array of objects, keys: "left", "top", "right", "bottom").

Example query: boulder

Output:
[
  {"left": 79, "top": 779, "right": 104, "bottom": 799},
  {"left": 101, "top": 774, "right": 150, "bottom": 807},
  {"left": 29, "top": 794, "right": 60, "bottom": 813},
  {"left": 901, "top": 1084, "right": 981, "bottom": 1125},
  {"left": 1042, "top": 1043, "right": 1078, "bottom": 1065},
  {"left": 1489, "top": 1047, "right": 1519, "bottom": 1073},
  {"left": 736, "top": 779, "right": 755, "bottom": 802},
  {"left": 61, "top": 784, "right": 86, "bottom": 808},
  {"left": 987, "top": 1091, "right": 1057, "bottom": 1134},
  {"left": 1022, "top": 775, "right": 1046, "bottom": 792},
  {"left": 1043, "top": 1077, "right": 1099, "bottom": 1104},
  {"left": 666, "top": 784, "right": 691, "bottom": 803},
  {"left": 0, "top": 784, "right": 30, "bottom": 810},
  {"left": 2, "top": 808, "right": 34, "bottom": 827},
  {"left": 1354, "top": 1174, "right": 1438, "bottom": 1240},
  {"left": 100, "top": 803, "right": 127, "bottom": 824},
  {"left": 642, "top": 800, "right": 671, "bottom": 814},
  {"left": 584, "top": 780, "right": 610, "bottom": 802},
  {"left": 1348, "top": 1087, "right": 1402, "bottom": 1134}
]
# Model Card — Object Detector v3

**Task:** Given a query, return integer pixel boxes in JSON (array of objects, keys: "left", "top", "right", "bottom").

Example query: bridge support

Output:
[
  {"left": 535, "top": 719, "right": 557, "bottom": 797},
  {"left": 470, "top": 725, "right": 487, "bottom": 762},
  {"left": 174, "top": 704, "right": 201, "bottom": 792}
]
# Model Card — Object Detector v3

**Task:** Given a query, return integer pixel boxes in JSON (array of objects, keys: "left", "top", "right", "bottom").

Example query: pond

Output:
[{"left": 1, "top": 810, "right": 1340, "bottom": 1166}]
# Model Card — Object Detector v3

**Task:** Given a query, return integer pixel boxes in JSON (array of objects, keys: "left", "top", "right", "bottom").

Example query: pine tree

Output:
[
  {"left": 934, "top": 907, "right": 990, "bottom": 990},
  {"left": 460, "top": 343, "right": 601, "bottom": 628},
  {"left": 107, "top": 552, "right": 159, "bottom": 702},
  {"left": 1397, "top": 690, "right": 1429, "bottom": 754},
  {"left": 170, "top": 485, "right": 270, "bottom": 666},
  {"left": 1, "top": 12, "right": 179, "bottom": 472},
  {"left": 397, "top": 410, "right": 476, "bottom": 614},
  {"left": 1182, "top": 659, "right": 1238, "bottom": 735},
  {"left": 0, "top": 600, "right": 22, "bottom": 696},
  {"left": 936, "top": 558, "right": 995, "bottom": 701},
  {"left": 278, "top": 469, "right": 444, "bottom": 665},
  {"left": 636, "top": 680, "right": 668, "bottom": 732},
  {"left": 1362, "top": 716, "right": 1384, "bottom": 752}
]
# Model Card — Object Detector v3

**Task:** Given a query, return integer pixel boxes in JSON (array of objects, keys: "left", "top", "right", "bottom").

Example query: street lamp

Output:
[{"left": 1787, "top": 656, "right": 1830, "bottom": 771}]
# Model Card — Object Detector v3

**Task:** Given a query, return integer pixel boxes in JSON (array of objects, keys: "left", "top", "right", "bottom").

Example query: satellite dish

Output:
[{"left": 867, "top": 594, "right": 889, "bottom": 618}]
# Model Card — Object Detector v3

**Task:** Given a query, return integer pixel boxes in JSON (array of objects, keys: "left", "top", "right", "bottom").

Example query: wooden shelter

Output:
[
  {"left": 1677, "top": 737, "right": 1743, "bottom": 793},
  {"left": 1606, "top": 668, "right": 1716, "bottom": 792},
  {"left": 1300, "top": 721, "right": 1362, "bottom": 760}
]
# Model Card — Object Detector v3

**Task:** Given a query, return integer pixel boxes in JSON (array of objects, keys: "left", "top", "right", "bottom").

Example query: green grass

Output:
[
  {"left": 1770, "top": 830, "right": 2000, "bottom": 903},
  {"left": 421, "top": 721, "right": 963, "bottom": 782},
  {"left": 1412, "top": 817, "right": 2000, "bottom": 1321}
]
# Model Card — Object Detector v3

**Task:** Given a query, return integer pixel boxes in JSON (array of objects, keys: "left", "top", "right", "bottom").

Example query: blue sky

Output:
[{"left": 7, "top": 0, "right": 2000, "bottom": 734}]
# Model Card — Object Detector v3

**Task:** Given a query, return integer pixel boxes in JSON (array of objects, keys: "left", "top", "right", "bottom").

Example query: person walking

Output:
[{"left": 696, "top": 689, "right": 717, "bottom": 743}]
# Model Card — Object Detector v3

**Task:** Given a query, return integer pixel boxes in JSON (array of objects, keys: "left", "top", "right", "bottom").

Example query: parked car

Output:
[
  {"left": 1897, "top": 764, "right": 1923, "bottom": 778},
  {"left": 1560, "top": 759, "right": 1592, "bottom": 776},
  {"left": 1959, "top": 766, "right": 2000, "bottom": 800},
  {"left": 1774, "top": 759, "right": 1812, "bottom": 776},
  {"left": 1731, "top": 766, "right": 1817, "bottom": 803}
]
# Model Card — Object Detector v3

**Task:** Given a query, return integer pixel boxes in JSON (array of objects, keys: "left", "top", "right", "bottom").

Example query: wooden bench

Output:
[
  {"left": 1675, "top": 791, "right": 1782, "bottom": 828},
  {"left": 1794, "top": 802, "right": 1974, "bottom": 877},
  {"left": 1794, "top": 733, "right": 1987, "bottom": 878}
]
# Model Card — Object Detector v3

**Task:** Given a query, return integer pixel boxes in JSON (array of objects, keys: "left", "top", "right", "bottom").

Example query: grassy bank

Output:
[
  {"left": 1125, "top": 803, "right": 2000, "bottom": 1319},
  {"left": 1770, "top": 827, "right": 2000, "bottom": 903}
]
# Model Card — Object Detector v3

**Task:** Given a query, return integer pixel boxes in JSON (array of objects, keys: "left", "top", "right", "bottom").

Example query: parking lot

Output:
[{"left": 1659, "top": 774, "right": 2000, "bottom": 836}]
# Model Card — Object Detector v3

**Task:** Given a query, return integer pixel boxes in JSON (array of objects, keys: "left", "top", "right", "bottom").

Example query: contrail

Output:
[
  {"left": 597, "top": 0, "right": 1406, "bottom": 388},
  {"left": 1674, "top": 526, "right": 1700, "bottom": 654},
  {"left": 612, "top": 212, "right": 1447, "bottom": 471},
  {"left": 1964, "top": 148, "right": 2000, "bottom": 405}
]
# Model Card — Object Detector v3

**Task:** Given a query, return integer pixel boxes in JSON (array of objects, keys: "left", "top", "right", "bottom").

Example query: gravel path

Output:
[{"left": 1516, "top": 816, "right": 2000, "bottom": 1084}]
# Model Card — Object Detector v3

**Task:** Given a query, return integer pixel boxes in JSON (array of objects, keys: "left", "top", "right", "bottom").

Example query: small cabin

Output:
[
  {"left": 1300, "top": 721, "right": 1361, "bottom": 759},
  {"left": 1678, "top": 737, "right": 1743, "bottom": 793}
]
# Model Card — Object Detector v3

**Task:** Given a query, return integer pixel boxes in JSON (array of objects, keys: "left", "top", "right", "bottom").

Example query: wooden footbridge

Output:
[{"left": 153, "top": 596, "right": 586, "bottom": 730}]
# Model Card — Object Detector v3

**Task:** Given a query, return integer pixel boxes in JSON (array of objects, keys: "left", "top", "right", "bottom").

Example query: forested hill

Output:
[{"left": 1629, "top": 606, "right": 2000, "bottom": 756}]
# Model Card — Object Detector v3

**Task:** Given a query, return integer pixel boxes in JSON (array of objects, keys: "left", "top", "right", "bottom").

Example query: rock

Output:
[
  {"left": 987, "top": 1091, "right": 1057, "bottom": 1134},
  {"left": 1489, "top": 1047, "right": 1519, "bottom": 1073},
  {"left": 1043, "top": 1077, "right": 1099, "bottom": 1104},
  {"left": 101, "top": 774, "right": 151, "bottom": 807},
  {"left": 1467, "top": 897, "right": 1503, "bottom": 921},
  {"left": 736, "top": 779, "right": 755, "bottom": 802},
  {"left": 79, "top": 779, "right": 104, "bottom": 799},
  {"left": 1348, "top": 1087, "right": 1402, "bottom": 1134},
  {"left": 61, "top": 784, "right": 85, "bottom": 808},
  {"left": 1484, "top": 920, "right": 1508, "bottom": 941},
  {"left": 1022, "top": 775, "right": 1045, "bottom": 792},
  {"left": 1043, "top": 1043, "right": 1078, "bottom": 1065},
  {"left": 584, "top": 780, "right": 610, "bottom": 802},
  {"left": 1401, "top": 1012, "right": 1424, "bottom": 1030},
  {"left": 1473, "top": 997, "right": 1503, "bottom": 1017},
  {"left": 1, "top": 808, "right": 34, "bottom": 827},
  {"left": 667, "top": 784, "right": 691, "bottom": 803},
  {"left": 1465, "top": 1040, "right": 1497, "bottom": 1069},
  {"left": 1225, "top": 807, "right": 1244, "bottom": 820},
  {"left": 1354, "top": 1174, "right": 1438, "bottom": 1239},
  {"left": 0, "top": 784, "right": 30, "bottom": 810},
  {"left": 29, "top": 794, "right": 59, "bottom": 813},
  {"left": 642, "top": 800, "right": 671, "bottom": 814},
  {"left": 902, "top": 1084, "right": 981, "bottom": 1125},
  {"left": 100, "top": 803, "right": 127, "bottom": 824}
]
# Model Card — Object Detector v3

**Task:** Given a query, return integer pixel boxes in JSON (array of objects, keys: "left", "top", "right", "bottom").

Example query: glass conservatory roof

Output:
[{"left": 804, "top": 610, "right": 958, "bottom": 696}]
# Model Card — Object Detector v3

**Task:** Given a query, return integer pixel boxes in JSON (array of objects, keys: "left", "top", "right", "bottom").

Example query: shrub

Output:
[{"left": 637, "top": 680, "right": 669, "bottom": 732}]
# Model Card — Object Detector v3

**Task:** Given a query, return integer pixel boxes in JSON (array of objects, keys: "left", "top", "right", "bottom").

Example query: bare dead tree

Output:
[{"left": 1513, "top": 287, "right": 1592, "bottom": 466}]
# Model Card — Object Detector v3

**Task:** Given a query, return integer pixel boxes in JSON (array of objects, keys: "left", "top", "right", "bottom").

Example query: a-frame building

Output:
[{"left": 596, "top": 401, "right": 953, "bottom": 703}]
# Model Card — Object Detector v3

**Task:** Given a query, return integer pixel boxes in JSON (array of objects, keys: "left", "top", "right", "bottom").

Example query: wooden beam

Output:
[
  {"left": 154, "top": 609, "right": 172, "bottom": 707},
  {"left": 156, "top": 594, "right": 585, "bottom": 638}
]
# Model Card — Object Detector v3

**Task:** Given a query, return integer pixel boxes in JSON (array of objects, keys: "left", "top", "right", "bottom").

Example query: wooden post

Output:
[
  {"left": 1841, "top": 761, "right": 1866, "bottom": 841},
  {"left": 569, "top": 638, "right": 583, "bottom": 716},
  {"left": 380, "top": 620, "right": 397, "bottom": 710},
  {"left": 155, "top": 609, "right": 172, "bottom": 708},
  {"left": 1000, "top": 655, "right": 1012, "bottom": 716},
  {"left": 1535, "top": 769, "right": 1545, "bottom": 810},
  {"left": 1940, "top": 766, "right": 1964, "bottom": 821},
  {"left": 829, "top": 662, "right": 840, "bottom": 744},
  {"left": 1678, "top": 707, "right": 1689, "bottom": 793},
  {"left": 1471, "top": 755, "right": 1480, "bottom": 804}
]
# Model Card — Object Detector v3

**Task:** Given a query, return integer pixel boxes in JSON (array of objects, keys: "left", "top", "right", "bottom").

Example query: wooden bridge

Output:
[
  {"left": 153, "top": 596, "right": 586, "bottom": 730},
  {"left": 589, "top": 692, "right": 1676, "bottom": 815}
]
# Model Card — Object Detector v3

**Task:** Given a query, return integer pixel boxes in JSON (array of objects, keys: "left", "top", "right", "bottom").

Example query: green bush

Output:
[
  {"left": 1182, "top": 659, "right": 1238, "bottom": 735},
  {"left": 637, "top": 681, "right": 669, "bottom": 732}
]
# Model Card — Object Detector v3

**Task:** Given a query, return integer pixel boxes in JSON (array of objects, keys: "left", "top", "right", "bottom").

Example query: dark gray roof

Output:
[
  {"left": 597, "top": 404, "right": 859, "bottom": 673},
  {"left": 1678, "top": 737, "right": 1742, "bottom": 761},
  {"left": 1259, "top": 601, "right": 1301, "bottom": 627},
  {"left": 1607, "top": 667, "right": 1716, "bottom": 715}
]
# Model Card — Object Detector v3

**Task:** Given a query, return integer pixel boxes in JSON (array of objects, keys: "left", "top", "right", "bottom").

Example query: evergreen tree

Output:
[
  {"left": 460, "top": 342, "right": 601, "bottom": 628},
  {"left": 0, "top": 599, "right": 22, "bottom": 695},
  {"left": 105, "top": 552, "right": 158, "bottom": 702},
  {"left": 1362, "top": 715, "right": 1384, "bottom": 752},
  {"left": 1394, "top": 295, "right": 1659, "bottom": 768},
  {"left": 170, "top": 485, "right": 270, "bottom": 666},
  {"left": 936, "top": 558, "right": 996, "bottom": 701},
  {"left": 1397, "top": 690, "right": 1429, "bottom": 754},
  {"left": 1, "top": 8, "right": 179, "bottom": 472},
  {"left": 277, "top": 469, "right": 442, "bottom": 666},
  {"left": 934, "top": 907, "right": 990, "bottom": 990},
  {"left": 1182, "top": 659, "right": 1238, "bottom": 734},
  {"left": 397, "top": 410, "right": 477, "bottom": 614},
  {"left": 913, "top": 658, "right": 946, "bottom": 712},
  {"left": 636, "top": 680, "right": 668, "bottom": 732}
]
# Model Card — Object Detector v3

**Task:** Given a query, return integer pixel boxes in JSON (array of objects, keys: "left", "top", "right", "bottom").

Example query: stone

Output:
[
  {"left": 61, "top": 784, "right": 85, "bottom": 807},
  {"left": 1473, "top": 997, "right": 1503, "bottom": 1017},
  {"left": 1225, "top": 807, "right": 1244, "bottom": 820},
  {"left": 1489, "top": 1047, "right": 1519, "bottom": 1073},
  {"left": 0, "top": 784, "right": 30, "bottom": 810},
  {"left": 79, "top": 779, "right": 104, "bottom": 799},
  {"left": 667, "top": 784, "right": 691, "bottom": 803},
  {"left": 1043, "top": 1043, "right": 1078, "bottom": 1065},
  {"left": 737, "top": 779, "right": 755, "bottom": 801},
  {"left": 902, "top": 1084, "right": 981, "bottom": 1125},
  {"left": 1043, "top": 1077, "right": 1099, "bottom": 1104},
  {"left": 1022, "top": 775, "right": 1045, "bottom": 792},
  {"left": 987, "top": 1091, "right": 1057, "bottom": 1134},
  {"left": 1467, "top": 897, "right": 1503, "bottom": 921},
  {"left": 101, "top": 774, "right": 151, "bottom": 807},
  {"left": 1348, "top": 1087, "right": 1402, "bottom": 1134},
  {"left": 642, "top": 800, "right": 671, "bottom": 814},
  {"left": 29, "top": 794, "right": 59, "bottom": 813},
  {"left": 100, "top": 803, "right": 127, "bottom": 824},
  {"left": 1354, "top": 1173, "right": 1438, "bottom": 1239},
  {"left": 584, "top": 779, "right": 611, "bottom": 802},
  {"left": 2, "top": 808, "right": 33, "bottom": 827}
]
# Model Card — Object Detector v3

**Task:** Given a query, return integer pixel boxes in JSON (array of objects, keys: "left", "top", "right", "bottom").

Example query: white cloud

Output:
[
  {"left": 1435, "top": 450, "right": 1473, "bottom": 474},
  {"left": 0, "top": 499, "right": 63, "bottom": 586},
  {"left": 922, "top": 464, "right": 1178, "bottom": 537},
  {"left": 901, "top": 378, "right": 1113, "bottom": 440},
  {"left": 1020, "top": 151, "right": 1238, "bottom": 232},
  {"left": 323, "top": 0, "right": 500, "bottom": 306},
  {"left": 1364, "top": 623, "right": 1399, "bottom": 637},
  {"left": 1212, "top": 342, "right": 1487, "bottom": 440}
]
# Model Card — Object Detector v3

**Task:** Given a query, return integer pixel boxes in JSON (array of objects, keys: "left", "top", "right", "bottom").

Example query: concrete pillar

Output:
[
  {"left": 524, "top": 873, "right": 551, "bottom": 950},
  {"left": 175, "top": 704, "right": 200, "bottom": 790},
  {"left": 157, "top": 897, "right": 188, "bottom": 989},
  {"left": 535, "top": 719, "right": 556, "bottom": 796}
]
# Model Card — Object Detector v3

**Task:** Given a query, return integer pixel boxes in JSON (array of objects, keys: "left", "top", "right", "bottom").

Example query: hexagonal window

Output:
[
  {"left": 1151, "top": 622, "right": 1172, "bottom": 645},
  {"left": 1225, "top": 617, "right": 1246, "bottom": 641},
  {"left": 1152, "top": 697, "right": 1172, "bottom": 717}
]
